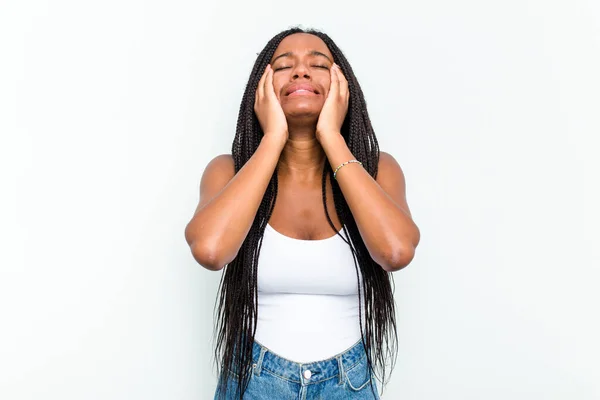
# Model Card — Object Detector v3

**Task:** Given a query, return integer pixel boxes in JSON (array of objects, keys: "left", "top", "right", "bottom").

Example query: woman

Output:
[{"left": 185, "top": 27, "right": 420, "bottom": 399}]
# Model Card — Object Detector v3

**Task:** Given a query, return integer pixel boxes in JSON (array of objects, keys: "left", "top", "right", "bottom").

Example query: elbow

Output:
[
  {"left": 189, "top": 242, "right": 226, "bottom": 271},
  {"left": 378, "top": 244, "right": 416, "bottom": 273},
  {"left": 185, "top": 224, "right": 227, "bottom": 271},
  {"left": 382, "top": 225, "right": 421, "bottom": 272}
]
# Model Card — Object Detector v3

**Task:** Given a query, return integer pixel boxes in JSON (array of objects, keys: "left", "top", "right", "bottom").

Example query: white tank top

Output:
[{"left": 253, "top": 223, "right": 365, "bottom": 363}]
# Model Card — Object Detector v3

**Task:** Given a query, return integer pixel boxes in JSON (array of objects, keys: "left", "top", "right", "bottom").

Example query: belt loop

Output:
[
  {"left": 253, "top": 344, "right": 267, "bottom": 376},
  {"left": 337, "top": 355, "right": 344, "bottom": 385}
]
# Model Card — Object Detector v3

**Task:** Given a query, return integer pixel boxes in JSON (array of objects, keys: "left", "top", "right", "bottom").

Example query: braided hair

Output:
[{"left": 213, "top": 27, "right": 398, "bottom": 399}]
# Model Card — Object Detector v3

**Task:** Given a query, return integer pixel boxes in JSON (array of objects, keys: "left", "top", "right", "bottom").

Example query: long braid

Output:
[
  {"left": 314, "top": 29, "right": 397, "bottom": 398},
  {"left": 214, "top": 27, "right": 397, "bottom": 400}
]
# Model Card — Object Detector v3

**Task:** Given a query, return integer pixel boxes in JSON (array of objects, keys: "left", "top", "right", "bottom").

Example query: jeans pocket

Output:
[
  {"left": 215, "top": 367, "right": 255, "bottom": 399},
  {"left": 226, "top": 363, "right": 254, "bottom": 379},
  {"left": 344, "top": 356, "right": 374, "bottom": 391}
]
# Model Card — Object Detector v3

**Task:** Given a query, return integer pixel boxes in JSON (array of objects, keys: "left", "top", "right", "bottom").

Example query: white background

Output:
[{"left": 1, "top": 0, "right": 599, "bottom": 399}]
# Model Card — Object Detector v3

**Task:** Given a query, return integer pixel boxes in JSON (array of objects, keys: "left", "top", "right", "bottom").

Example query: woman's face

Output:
[{"left": 269, "top": 33, "right": 335, "bottom": 122}]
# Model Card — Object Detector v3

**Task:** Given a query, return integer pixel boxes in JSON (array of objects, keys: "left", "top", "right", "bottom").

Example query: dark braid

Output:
[{"left": 213, "top": 27, "right": 398, "bottom": 399}]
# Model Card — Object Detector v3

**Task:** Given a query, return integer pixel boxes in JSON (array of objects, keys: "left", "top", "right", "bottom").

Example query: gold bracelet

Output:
[{"left": 333, "top": 160, "right": 362, "bottom": 180}]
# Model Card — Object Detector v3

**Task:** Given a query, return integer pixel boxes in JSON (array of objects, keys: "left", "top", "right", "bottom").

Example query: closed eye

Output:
[{"left": 273, "top": 65, "right": 329, "bottom": 71}]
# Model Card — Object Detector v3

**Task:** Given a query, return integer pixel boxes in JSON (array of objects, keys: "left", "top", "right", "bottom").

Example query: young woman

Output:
[{"left": 185, "top": 27, "right": 420, "bottom": 400}]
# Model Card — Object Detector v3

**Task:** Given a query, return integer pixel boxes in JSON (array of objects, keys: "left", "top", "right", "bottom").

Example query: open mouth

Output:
[
  {"left": 286, "top": 85, "right": 319, "bottom": 96},
  {"left": 288, "top": 89, "right": 317, "bottom": 96}
]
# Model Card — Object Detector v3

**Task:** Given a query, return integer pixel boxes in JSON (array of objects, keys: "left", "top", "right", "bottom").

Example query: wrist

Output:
[
  {"left": 261, "top": 133, "right": 287, "bottom": 150},
  {"left": 317, "top": 131, "right": 344, "bottom": 148}
]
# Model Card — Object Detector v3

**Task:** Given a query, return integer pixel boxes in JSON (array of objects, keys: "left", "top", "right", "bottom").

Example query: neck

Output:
[{"left": 278, "top": 124, "right": 326, "bottom": 184}]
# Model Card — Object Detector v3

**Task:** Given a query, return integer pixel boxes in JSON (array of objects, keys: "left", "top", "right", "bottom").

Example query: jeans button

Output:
[{"left": 303, "top": 370, "right": 312, "bottom": 379}]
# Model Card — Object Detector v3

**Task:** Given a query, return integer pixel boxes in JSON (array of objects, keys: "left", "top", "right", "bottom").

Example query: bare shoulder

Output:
[
  {"left": 377, "top": 151, "right": 406, "bottom": 182},
  {"left": 195, "top": 154, "right": 235, "bottom": 212},
  {"left": 203, "top": 154, "right": 235, "bottom": 176}
]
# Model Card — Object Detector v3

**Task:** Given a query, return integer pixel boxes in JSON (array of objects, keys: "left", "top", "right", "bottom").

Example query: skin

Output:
[{"left": 184, "top": 33, "right": 420, "bottom": 272}]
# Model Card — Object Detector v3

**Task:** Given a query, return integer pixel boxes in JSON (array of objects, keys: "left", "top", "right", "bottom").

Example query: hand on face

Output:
[
  {"left": 254, "top": 64, "right": 289, "bottom": 146},
  {"left": 315, "top": 64, "right": 349, "bottom": 142}
]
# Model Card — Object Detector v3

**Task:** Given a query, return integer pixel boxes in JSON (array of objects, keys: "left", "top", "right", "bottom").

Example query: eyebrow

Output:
[{"left": 271, "top": 50, "right": 333, "bottom": 65}]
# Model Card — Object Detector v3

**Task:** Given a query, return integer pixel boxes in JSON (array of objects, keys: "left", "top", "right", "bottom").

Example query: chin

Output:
[
  {"left": 282, "top": 103, "right": 322, "bottom": 119},
  {"left": 284, "top": 111, "right": 320, "bottom": 126}
]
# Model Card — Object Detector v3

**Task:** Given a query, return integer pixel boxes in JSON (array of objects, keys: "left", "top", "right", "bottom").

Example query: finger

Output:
[
  {"left": 329, "top": 64, "right": 340, "bottom": 96},
  {"left": 335, "top": 64, "right": 348, "bottom": 99},
  {"left": 256, "top": 65, "right": 268, "bottom": 105},
  {"left": 265, "top": 65, "right": 276, "bottom": 98}
]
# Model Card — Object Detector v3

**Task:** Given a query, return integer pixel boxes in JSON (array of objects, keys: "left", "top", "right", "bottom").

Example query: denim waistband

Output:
[{"left": 245, "top": 338, "right": 368, "bottom": 385}]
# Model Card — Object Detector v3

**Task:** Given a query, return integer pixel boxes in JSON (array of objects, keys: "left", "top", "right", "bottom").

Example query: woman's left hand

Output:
[{"left": 316, "top": 64, "right": 349, "bottom": 143}]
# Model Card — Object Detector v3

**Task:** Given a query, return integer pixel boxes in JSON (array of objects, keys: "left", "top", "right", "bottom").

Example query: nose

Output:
[{"left": 291, "top": 62, "right": 311, "bottom": 80}]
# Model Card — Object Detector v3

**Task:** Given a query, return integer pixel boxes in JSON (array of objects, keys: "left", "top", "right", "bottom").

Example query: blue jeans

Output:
[{"left": 214, "top": 338, "right": 380, "bottom": 399}]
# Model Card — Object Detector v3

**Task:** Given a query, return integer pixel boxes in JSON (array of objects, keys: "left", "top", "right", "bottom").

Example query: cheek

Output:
[
  {"left": 320, "top": 77, "right": 331, "bottom": 97},
  {"left": 272, "top": 77, "right": 286, "bottom": 101}
]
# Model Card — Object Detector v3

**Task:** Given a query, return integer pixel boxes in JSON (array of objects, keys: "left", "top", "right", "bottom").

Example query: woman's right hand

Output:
[{"left": 254, "top": 64, "right": 288, "bottom": 146}]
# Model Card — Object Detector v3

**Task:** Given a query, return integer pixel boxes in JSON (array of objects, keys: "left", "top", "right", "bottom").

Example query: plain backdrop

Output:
[{"left": 1, "top": 0, "right": 599, "bottom": 399}]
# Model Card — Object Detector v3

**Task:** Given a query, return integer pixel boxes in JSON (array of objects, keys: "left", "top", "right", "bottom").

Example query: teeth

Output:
[{"left": 292, "top": 89, "right": 311, "bottom": 94}]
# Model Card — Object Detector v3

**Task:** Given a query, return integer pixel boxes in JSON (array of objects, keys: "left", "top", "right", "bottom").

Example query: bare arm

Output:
[
  {"left": 315, "top": 64, "right": 420, "bottom": 272},
  {"left": 321, "top": 135, "right": 420, "bottom": 272},
  {"left": 184, "top": 136, "right": 285, "bottom": 271},
  {"left": 185, "top": 64, "right": 288, "bottom": 271}
]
